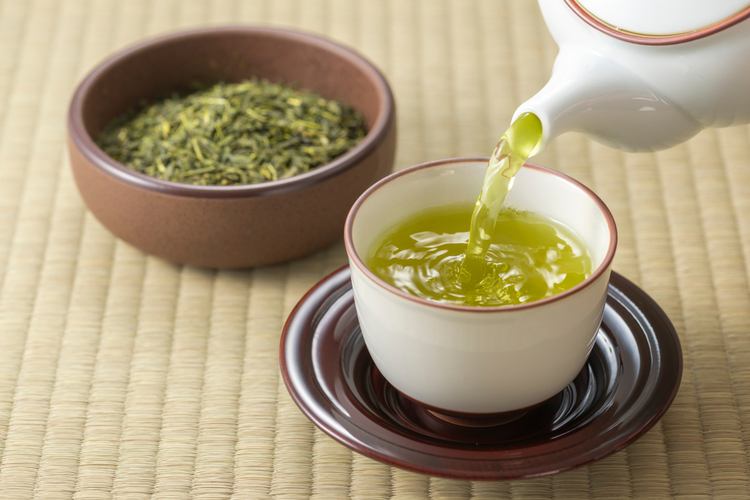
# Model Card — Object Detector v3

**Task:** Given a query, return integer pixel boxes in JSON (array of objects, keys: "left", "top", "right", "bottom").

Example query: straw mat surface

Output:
[{"left": 1, "top": 0, "right": 750, "bottom": 498}]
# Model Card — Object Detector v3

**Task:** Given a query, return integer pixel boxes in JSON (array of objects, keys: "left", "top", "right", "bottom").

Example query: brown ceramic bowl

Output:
[{"left": 68, "top": 26, "right": 396, "bottom": 268}]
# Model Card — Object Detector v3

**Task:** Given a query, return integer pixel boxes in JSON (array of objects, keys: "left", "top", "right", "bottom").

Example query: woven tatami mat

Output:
[{"left": 1, "top": 0, "right": 750, "bottom": 498}]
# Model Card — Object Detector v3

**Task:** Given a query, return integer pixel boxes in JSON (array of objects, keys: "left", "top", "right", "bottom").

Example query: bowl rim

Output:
[
  {"left": 344, "top": 157, "right": 619, "bottom": 313},
  {"left": 67, "top": 25, "right": 395, "bottom": 199}
]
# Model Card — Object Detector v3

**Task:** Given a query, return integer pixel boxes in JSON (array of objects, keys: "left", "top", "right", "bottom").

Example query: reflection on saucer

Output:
[{"left": 280, "top": 266, "right": 682, "bottom": 480}]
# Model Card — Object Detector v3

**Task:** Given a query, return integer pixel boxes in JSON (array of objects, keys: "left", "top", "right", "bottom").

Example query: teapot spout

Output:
[{"left": 513, "top": 48, "right": 703, "bottom": 153}]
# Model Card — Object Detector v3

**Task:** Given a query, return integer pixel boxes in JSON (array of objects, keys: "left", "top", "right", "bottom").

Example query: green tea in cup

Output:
[
  {"left": 366, "top": 203, "right": 592, "bottom": 307},
  {"left": 344, "top": 158, "right": 617, "bottom": 413},
  {"left": 366, "top": 112, "right": 592, "bottom": 307}
]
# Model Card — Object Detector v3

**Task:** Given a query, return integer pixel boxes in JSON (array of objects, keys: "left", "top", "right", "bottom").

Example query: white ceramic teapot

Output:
[{"left": 514, "top": 0, "right": 750, "bottom": 152}]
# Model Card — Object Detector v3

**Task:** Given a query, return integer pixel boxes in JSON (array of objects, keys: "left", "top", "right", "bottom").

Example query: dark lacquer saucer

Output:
[{"left": 280, "top": 266, "right": 682, "bottom": 480}]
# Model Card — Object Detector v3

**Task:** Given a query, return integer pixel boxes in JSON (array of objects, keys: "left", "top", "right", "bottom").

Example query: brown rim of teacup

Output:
[
  {"left": 67, "top": 25, "right": 395, "bottom": 199},
  {"left": 344, "top": 157, "right": 618, "bottom": 313},
  {"left": 564, "top": 0, "right": 750, "bottom": 45}
]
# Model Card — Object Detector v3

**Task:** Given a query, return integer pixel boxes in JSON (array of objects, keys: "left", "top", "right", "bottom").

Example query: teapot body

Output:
[{"left": 515, "top": 0, "right": 750, "bottom": 152}]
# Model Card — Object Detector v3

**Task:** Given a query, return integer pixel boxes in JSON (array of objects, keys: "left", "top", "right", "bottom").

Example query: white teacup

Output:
[{"left": 344, "top": 158, "right": 617, "bottom": 416}]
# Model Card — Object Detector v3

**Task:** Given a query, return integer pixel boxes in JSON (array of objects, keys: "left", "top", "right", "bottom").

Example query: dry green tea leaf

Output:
[{"left": 96, "top": 79, "right": 367, "bottom": 186}]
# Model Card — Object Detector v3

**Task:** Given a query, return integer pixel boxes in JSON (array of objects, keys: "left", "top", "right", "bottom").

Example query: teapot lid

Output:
[{"left": 567, "top": 0, "right": 750, "bottom": 44}]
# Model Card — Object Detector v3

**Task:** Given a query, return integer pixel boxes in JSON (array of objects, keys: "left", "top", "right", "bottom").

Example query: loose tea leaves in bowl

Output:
[{"left": 96, "top": 79, "right": 368, "bottom": 186}]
